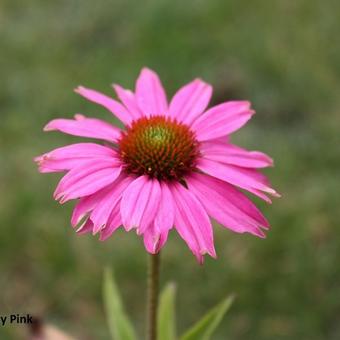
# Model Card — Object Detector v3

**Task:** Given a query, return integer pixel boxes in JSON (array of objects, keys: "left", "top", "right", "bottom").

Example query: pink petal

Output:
[
  {"left": 120, "top": 176, "right": 160, "bottom": 231},
  {"left": 197, "top": 158, "right": 278, "bottom": 198},
  {"left": 135, "top": 68, "right": 168, "bottom": 117},
  {"left": 245, "top": 188, "right": 273, "bottom": 203},
  {"left": 90, "top": 176, "right": 133, "bottom": 233},
  {"left": 76, "top": 218, "right": 94, "bottom": 235},
  {"left": 168, "top": 79, "right": 212, "bottom": 125},
  {"left": 143, "top": 222, "right": 169, "bottom": 254},
  {"left": 75, "top": 86, "right": 133, "bottom": 125},
  {"left": 142, "top": 181, "right": 175, "bottom": 254},
  {"left": 154, "top": 182, "right": 175, "bottom": 234},
  {"left": 54, "top": 160, "right": 122, "bottom": 203},
  {"left": 113, "top": 84, "right": 144, "bottom": 120},
  {"left": 138, "top": 179, "right": 161, "bottom": 234},
  {"left": 44, "top": 114, "right": 121, "bottom": 143},
  {"left": 99, "top": 204, "right": 122, "bottom": 241},
  {"left": 35, "top": 143, "right": 117, "bottom": 173},
  {"left": 200, "top": 141, "right": 273, "bottom": 168},
  {"left": 191, "top": 101, "right": 254, "bottom": 141},
  {"left": 36, "top": 143, "right": 115, "bottom": 160},
  {"left": 170, "top": 182, "right": 216, "bottom": 263},
  {"left": 187, "top": 173, "right": 269, "bottom": 237},
  {"left": 71, "top": 184, "right": 115, "bottom": 227}
]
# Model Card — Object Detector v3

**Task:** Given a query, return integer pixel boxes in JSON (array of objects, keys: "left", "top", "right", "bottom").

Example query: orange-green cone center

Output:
[{"left": 119, "top": 116, "right": 200, "bottom": 181}]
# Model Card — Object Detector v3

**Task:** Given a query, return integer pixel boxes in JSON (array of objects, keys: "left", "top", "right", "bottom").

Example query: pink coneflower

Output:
[{"left": 35, "top": 68, "right": 279, "bottom": 263}]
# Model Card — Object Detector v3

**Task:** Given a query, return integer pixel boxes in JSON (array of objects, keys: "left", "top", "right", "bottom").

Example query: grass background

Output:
[{"left": 1, "top": 0, "right": 339, "bottom": 339}]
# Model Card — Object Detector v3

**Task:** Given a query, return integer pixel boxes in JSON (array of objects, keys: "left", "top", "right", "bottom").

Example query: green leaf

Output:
[
  {"left": 103, "top": 267, "right": 137, "bottom": 340},
  {"left": 157, "top": 283, "right": 177, "bottom": 340},
  {"left": 180, "top": 295, "right": 235, "bottom": 340}
]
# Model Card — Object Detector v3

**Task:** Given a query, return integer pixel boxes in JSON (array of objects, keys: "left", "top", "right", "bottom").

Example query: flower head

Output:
[
  {"left": 35, "top": 68, "right": 279, "bottom": 263},
  {"left": 119, "top": 116, "right": 199, "bottom": 180}
]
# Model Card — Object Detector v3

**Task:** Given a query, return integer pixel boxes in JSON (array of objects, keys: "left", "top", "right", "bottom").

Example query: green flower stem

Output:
[{"left": 146, "top": 252, "right": 160, "bottom": 340}]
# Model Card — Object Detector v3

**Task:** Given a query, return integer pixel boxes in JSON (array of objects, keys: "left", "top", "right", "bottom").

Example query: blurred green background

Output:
[{"left": 1, "top": 0, "right": 339, "bottom": 339}]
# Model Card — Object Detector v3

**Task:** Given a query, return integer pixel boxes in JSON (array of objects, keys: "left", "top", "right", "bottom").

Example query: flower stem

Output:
[{"left": 146, "top": 252, "right": 160, "bottom": 340}]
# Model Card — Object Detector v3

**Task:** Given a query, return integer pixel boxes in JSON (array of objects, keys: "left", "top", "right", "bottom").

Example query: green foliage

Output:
[
  {"left": 181, "top": 295, "right": 234, "bottom": 340},
  {"left": 102, "top": 275, "right": 233, "bottom": 340},
  {"left": 103, "top": 268, "right": 137, "bottom": 340},
  {"left": 157, "top": 283, "right": 177, "bottom": 340}
]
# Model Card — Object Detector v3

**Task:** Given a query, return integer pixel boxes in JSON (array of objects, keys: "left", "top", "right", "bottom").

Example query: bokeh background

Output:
[{"left": 1, "top": 0, "right": 339, "bottom": 339}]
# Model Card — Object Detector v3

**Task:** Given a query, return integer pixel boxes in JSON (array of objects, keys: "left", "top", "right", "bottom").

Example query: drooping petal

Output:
[
  {"left": 75, "top": 86, "right": 133, "bottom": 125},
  {"left": 168, "top": 79, "right": 212, "bottom": 124},
  {"left": 135, "top": 68, "right": 168, "bottom": 117},
  {"left": 200, "top": 141, "right": 273, "bottom": 168},
  {"left": 44, "top": 114, "right": 121, "bottom": 143},
  {"left": 99, "top": 204, "right": 122, "bottom": 241},
  {"left": 170, "top": 182, "right": 216, "bottom": 263},
  {"left": 143, "top": 222, "right": 169, "bottom": 254},
  {"left": 120, "top": 176, "right": 160, "bottom": 231},
  {"left": 138, "top": 179, "right": 161, "bottom": 234},
  {"left": 191, "top": 101, "right": 254, "bottom": 141},
  {"left": 76, "top": 218, "right": 94, "bottom": 235},
  {"left": 36, "top": 143, "right": 115, "bottom": 160},
  {"left": 154, "top": 182, "right": 175, "bottom": 234},
  {"left": 54, "top": 160, "right": 122, "bottom": 203},
  {"left": 71, "top": 184, "right": 115, "bottom": 227},
  {"left": 90, "top": 176, "right": 133, "bottom": 233},
  {"left": 113, "top": 84, "right": 144, "bottom": 120},
  {"left": 187, "top": 173, "right": 269, "bottom": 237},
  {"left": 35, "top": 143, "right": 118, "bottom": 173},
  {"left": 197, "top": 158, "right": 278, "bottom": 198},
  {"left": 141, "top": 181, "right": 175, "bottom": 254},
  {"left": 245, "top": 188, "right": 273, "bottom": 203}
]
